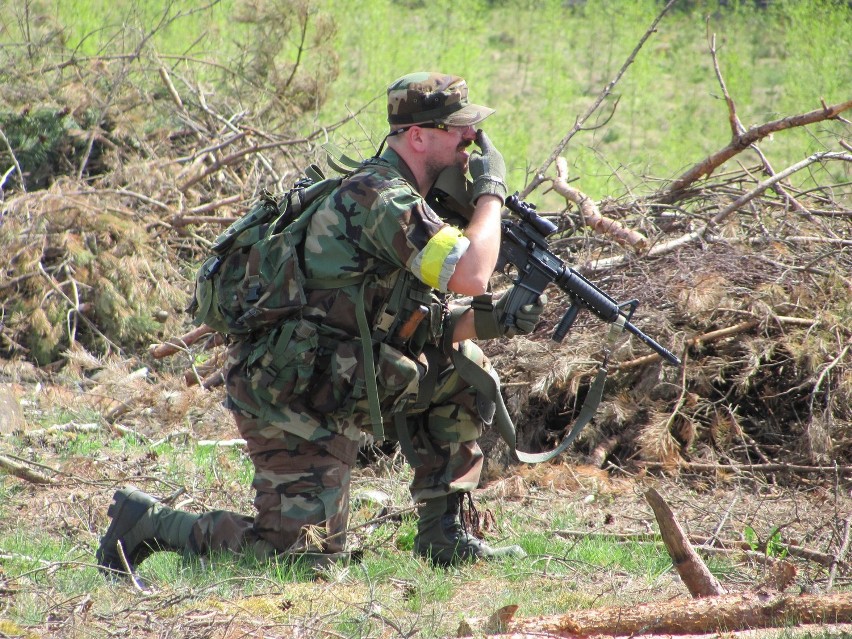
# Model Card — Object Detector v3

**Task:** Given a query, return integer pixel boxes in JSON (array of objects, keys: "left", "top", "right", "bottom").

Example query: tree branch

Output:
[
  {"left": 659, "top": 101, "right": 852, "bottom": 203},
  {"left": 520, "top": 0, "right": 678, "bottom": 198},
  {"left": 552, "top": 157, "right": 649, "bottom": 251}
]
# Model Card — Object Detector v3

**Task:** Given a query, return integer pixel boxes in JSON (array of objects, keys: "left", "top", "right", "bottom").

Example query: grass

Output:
[
  {"left": 0, "top": 430, "right": 723, "bottom": 636},
  {"left": 2, "top": 416, "right": 850, "bottom": 637},
  {"left": 13, "top": 0, "right": 847, "bottom": 203}
]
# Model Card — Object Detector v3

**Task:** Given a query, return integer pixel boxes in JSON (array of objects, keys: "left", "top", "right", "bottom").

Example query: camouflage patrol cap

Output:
[{"left": 387, "top": 72, "right": 495, "bottom": 127}]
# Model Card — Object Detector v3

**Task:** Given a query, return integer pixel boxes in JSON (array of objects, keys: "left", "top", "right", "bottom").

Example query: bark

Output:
[
  {"left": 645, "top": 487, "right": 727, "bottom": 597},
  {"left": 458, "top": 593, "right": 852, "bottom": 637}
]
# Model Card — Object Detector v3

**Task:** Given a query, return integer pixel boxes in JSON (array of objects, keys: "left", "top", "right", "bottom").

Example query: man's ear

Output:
[{"left": 407, "top": 126, "right": 428, "bottom": 152}]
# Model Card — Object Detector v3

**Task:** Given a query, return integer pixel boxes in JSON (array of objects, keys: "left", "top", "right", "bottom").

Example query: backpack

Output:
[{"left": 188, "top": 165, "right": 348, "bottom": 336}]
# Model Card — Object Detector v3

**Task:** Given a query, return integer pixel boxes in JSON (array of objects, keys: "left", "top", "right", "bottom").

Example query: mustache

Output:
[{"left": 458, "top": 139, "right": 474, "bottom": 150}]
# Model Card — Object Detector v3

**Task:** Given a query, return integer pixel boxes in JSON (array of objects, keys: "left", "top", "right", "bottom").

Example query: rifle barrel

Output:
[{"left": 556, "top": 267, "right": 682, "bottom": 366}]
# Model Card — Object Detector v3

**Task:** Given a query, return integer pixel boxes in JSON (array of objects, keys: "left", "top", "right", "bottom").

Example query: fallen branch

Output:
[
  {"left": 552, "top": 157, "right": 648, "bottom": 251},
  {"left": 197, "top": 438, "right": 246, "bottom": 448},
  {"left": 587, "top": 151, "right": 852, "bottom": 273},
  {"left": 184, "top": 195, "right": 243, "bottom": 216},
  {"left": 649, "top": 152, "right": 852, "bottom": 256},
  {"left": 554, "top": 529, "right": 841, "bottom": 569},
  {"left": 0, "top": 454, "right": 55, "bottom": 485},
  {"left": 615, "top": 314, "right": 819, "bottom": 371},
  {"left": 150, "top": 324, "right": 217, "bottom": 358},
  {"left": 458, "top": 592, "right": 852, "bottom": 637},
  {"left": 200, "top": 368, "right": 225, "bottom": 389},
  {"left": 659, "top": 100, "right": 852, "bottom": 203},
  {"left": 170, "top": 214, "right": 238, "bottom": 228},
  {"left": 179, "top": 134, "right": 320, "bottom": 192}
]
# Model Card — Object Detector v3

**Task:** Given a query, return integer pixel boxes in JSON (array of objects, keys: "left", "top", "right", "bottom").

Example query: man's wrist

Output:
[{"left": 471, "top": 177, "right": 507, "bottom": 205}]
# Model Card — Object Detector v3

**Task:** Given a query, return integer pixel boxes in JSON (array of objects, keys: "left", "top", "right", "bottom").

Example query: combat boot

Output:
[
  {"left": 413, "top": 493, "right": 526, "bottom": 567},
  {"left": 96, "top": 487, "right": 200, "bottom": 575}
]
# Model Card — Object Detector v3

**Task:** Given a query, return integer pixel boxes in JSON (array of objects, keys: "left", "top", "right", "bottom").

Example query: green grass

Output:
[
  {"left": 0, "top": 427, "right": 840, "bottom": 638},
  {"left": 9, "top": 0, "right": 846, "bottom": 202}
]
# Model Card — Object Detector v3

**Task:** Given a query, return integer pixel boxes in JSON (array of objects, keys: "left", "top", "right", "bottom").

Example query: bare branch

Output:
[
  {"left": 659, "top": 101, "right": 852, "bottom": 203},
  {"left": 520, "top": 0, "right": 679, "bottom": 198},
  {"left": 552, "top": 157, "right": 649, "bottom": 251}
]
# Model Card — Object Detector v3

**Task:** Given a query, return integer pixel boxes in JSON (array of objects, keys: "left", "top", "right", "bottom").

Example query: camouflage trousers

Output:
[{"left": 188, "top": 341, "right": 489, "bottom": 558}]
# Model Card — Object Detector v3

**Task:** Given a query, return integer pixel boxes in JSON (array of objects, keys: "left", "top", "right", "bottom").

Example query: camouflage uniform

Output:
[
  {"left": 188, "top": 142, "right": 497, "bottom": 558},
  {"left": 96, "top": 72, "right": 512, "bottom": 570}
]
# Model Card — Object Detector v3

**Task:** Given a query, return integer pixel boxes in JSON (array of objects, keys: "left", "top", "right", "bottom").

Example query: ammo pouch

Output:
[{"left": 245, "top": 319, "right": 319, "bottom": 404}]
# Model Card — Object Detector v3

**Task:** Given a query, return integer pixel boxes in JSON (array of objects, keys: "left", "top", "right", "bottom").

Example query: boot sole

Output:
[{"left": 96, "top": 487, "right": 154, "bottom": 573}]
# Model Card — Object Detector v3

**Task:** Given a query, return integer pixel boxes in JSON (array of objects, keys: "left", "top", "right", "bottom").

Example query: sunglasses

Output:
[{"left": 389, "top": 122, "right": 471, "bottom": 136}]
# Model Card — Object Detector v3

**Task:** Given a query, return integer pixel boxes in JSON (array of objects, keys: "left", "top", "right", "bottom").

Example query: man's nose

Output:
[{"left": 460, "top": 125, "right": 476, "bottom": 140}]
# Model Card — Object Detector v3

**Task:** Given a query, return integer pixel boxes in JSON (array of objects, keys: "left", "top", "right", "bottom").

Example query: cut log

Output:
[{"left": 458, "top": 592, "right": 852, "bottom": 637}]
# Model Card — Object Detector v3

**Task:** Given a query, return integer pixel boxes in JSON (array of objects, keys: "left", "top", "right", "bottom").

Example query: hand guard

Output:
[
  {"left": 468, "top": 130, "right": 507, "bottom": 205},
  {"left": 472, "top": 292, "right": 547, "bottom": 340}
]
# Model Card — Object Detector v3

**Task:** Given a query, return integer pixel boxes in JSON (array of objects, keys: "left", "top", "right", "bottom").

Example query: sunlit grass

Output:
[{"left": 34, "top": 0, "right": 851, "bottom": 201}]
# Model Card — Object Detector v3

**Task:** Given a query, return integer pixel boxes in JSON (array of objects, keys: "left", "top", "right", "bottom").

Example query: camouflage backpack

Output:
[{"left": 189, "top": 161, "right": 361, "bottom": 336}]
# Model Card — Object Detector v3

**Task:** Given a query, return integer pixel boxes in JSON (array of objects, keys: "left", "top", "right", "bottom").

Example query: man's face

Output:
[{"left": 421, "top": 123, "right": 477, "bottom": 184}]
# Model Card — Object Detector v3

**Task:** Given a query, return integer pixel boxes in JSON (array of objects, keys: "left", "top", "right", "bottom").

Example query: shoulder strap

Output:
[{"left": 321, "top": 141, "right": 364, "bottom": 174}]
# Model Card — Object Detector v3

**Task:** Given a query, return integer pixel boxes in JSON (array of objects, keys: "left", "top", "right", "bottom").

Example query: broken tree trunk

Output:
[{"left": 645, "top": 487, "right": 727, "bottom": 597}]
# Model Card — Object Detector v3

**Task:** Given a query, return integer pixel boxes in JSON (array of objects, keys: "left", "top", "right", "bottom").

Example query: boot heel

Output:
[{"left": 106, "top": 491, "right": 125, "bottom": 519}]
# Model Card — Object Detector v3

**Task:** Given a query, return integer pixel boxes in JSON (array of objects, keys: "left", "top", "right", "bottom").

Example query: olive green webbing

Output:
[{"left": 443, "top": 313, "right": 626, "bottom": 464}]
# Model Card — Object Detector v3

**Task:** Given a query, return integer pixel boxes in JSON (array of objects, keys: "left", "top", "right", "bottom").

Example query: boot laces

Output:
[{"left": 459, "top": 492, "right": 482, "bottom": 540}]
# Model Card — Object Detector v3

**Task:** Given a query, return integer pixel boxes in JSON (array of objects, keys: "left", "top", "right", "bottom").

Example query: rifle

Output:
[{"left": 498, "top": 193, "right": 682, "bottom": 367}]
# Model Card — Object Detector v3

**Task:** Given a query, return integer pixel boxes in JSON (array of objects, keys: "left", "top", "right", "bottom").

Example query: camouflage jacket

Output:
[{"left": 225, "top": 148, "right": 470, "bottom": 430}]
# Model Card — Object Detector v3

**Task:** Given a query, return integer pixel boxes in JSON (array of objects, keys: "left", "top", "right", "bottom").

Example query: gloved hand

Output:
[
  {"left": 468, "top": 130, "right": 507, "bottom": 205},
  {"left": 499, "top": 292, "right": 547, "bottom": 337},
  {"left": 472, "top": 292, "right": 547, "bottom": 340}
]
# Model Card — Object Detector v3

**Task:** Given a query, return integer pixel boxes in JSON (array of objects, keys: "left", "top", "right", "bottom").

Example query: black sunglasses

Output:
[{"left": 388, "top": 122, "right": 454, "bottom": 136}]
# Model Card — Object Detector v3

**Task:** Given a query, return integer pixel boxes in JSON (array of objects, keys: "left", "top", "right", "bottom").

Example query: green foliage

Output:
[
  {"left": 0, "top": 107, "right": 103, "bottom": 190},
  {"left": 744, "top": 525, "right": 789, "bottom": 558}
]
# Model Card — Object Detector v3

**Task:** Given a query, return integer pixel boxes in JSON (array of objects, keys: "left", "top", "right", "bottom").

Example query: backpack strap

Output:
[
  {"left": 354, "top": 278, "right": 385, "bottom": 441},
  {"left": 322, "top": 142, "right": 364, "bottom": 175}
]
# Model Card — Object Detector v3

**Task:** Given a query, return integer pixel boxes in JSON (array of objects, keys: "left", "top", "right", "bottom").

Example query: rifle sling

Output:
[{"left": 442, "top": 312, "right": 626, "bottom": 464}]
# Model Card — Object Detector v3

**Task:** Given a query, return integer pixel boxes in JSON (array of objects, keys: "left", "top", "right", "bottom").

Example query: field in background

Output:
[{"left": 50, "top": 0, "right": 852, "bottom": 200}]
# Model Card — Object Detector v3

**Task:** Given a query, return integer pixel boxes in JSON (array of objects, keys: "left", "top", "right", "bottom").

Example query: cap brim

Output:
[{"left": 439, "top": 103, "right": 495, "bottom": 127}]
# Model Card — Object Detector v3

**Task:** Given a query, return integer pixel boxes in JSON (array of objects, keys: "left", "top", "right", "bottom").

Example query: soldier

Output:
[{"left": 97, "top": 72, "right": 546, "bottom": 574}]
